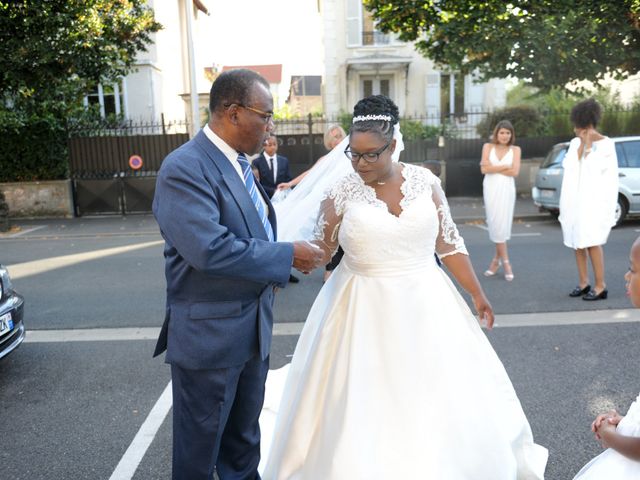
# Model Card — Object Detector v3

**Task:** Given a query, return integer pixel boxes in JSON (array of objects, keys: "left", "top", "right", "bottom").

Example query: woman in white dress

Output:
[
  {"left": 572, "top": 236, "right": 640, "bottom": 479},
  {"left": 262, "top": 96, "right": 547, "bottom": 479},
  {"left": 480, "top": 120, "right": 521, "bottom": 281},
  {"left": 559, "top": 99, "right": 618, "bottom": 301}
]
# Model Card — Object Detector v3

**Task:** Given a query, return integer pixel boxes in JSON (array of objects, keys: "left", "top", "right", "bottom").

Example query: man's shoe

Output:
[{"left": 289, "top": 274, "right": 300, "bottom": 283}]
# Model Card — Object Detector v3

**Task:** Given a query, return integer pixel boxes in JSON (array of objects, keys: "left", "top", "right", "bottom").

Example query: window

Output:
[
  {"left": 362, "top": 7, "right": 390, "bottom": 45},
  {"left": 440, "top": 73, "right": 465, "bottom": 118},
  {"left": 619, "top": 141, "right": 640, "bottom": 168},
  {"left": 84, "top": 82, "right": 126, "bottom": 118},
  {"left": 361, "top": 76, "right": 392, "bottom": 99},
  {"left": 347, "top": 0, "right": 391, "bottom": 46}
]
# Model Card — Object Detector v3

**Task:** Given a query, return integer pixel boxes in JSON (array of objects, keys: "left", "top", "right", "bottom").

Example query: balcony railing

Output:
[{"left": 362, "top": 30, "right": 391, "bottom": 46}]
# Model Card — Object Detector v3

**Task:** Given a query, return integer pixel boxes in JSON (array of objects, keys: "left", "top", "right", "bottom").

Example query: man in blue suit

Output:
[
  {"left": 153, "top": 69, "right": 323, "bottom": 480},
  {"left": 252, "top": 134, "right": 291, "bottom": 199}
]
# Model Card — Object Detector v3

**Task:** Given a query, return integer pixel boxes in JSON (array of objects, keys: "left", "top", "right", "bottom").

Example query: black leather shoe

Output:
[
  {"left": 569, "top": 285, "right": 591, "bottom": 297},
  {"left": 583, "top": 289, "right": 608, "bottom": 301},
  {"left": 289, "top": 274, "right": 300, "bottom": 283}
]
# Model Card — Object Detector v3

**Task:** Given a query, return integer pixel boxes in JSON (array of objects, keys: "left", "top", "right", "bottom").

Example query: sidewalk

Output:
[{"left": 448, "top": 194, "right": 550, "bottom": 223}]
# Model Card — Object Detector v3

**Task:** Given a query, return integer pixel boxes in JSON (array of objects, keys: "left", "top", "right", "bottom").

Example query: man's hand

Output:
[{"left": 292, "top": 241, "right": 324, "bottom": 273}]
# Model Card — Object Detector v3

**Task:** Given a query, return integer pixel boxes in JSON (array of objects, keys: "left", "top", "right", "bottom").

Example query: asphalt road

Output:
[{"left": 1, "top": 214, "right": 639, "bottom": 479}]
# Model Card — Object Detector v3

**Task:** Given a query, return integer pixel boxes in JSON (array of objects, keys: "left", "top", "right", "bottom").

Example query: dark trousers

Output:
[{"left": 171, "top": 354, "right": 269, "bottom": 480}]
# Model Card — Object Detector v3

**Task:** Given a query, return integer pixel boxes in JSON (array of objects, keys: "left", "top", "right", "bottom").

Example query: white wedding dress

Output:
[
  {"left": 261, "top": 164, "right": 548, "bottom": 479},
  {"left": 483, "top": 147, "right": 516, "bottom": 243}
]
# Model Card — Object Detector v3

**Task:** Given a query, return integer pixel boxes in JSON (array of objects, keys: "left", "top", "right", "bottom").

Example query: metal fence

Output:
[{"left": 65, "top": 109, "right": 640, "bottom": 214}]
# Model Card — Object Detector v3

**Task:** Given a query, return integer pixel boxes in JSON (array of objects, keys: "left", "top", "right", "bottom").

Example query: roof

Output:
[{"left": 221, "top": 64, "right": 282, "bottom": 84}]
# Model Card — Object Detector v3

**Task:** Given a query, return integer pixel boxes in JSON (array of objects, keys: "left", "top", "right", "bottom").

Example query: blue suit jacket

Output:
[
  {"left": 152, "top": 130, "right": 294, "bottom": 369},
  {"left": 252, "top": 153, "right": 292, "bottom": 198}
]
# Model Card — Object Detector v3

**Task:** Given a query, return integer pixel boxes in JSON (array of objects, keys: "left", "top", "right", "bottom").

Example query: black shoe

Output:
[
  {"left": 569, "top": 285, "right": 591, "bottom": 297},
  {"left": 289, "top": 274, "right": 300, "bottom": 283},
  {"left": 583, "top": 289, "right": 608, "bottom": 301}
]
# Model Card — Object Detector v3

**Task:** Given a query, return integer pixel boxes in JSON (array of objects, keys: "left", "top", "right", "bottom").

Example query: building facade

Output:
[{"left": 321, "top": 0, "right": 506, "bottom": 123}]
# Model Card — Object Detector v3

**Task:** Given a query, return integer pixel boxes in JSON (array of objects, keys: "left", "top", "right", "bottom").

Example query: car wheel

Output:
[{"left": 614, "top": 196, "right": 628, "bottom": 227}]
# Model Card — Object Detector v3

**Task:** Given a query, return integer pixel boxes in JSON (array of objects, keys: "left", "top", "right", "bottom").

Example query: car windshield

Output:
[{"left": 541, "top": 145, "right": 567, "bottom": 169}]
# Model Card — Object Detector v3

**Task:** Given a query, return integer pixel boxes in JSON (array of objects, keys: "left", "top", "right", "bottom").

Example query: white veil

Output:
[{"left": 273, "top": 124, "right": 404, "bottom": 242}]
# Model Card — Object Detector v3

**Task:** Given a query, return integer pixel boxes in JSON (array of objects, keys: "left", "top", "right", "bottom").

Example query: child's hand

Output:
[
  {"left": 591, "top": 409, "right": 623, "bottom": 438},
  {"left": 594, "top": 419, "right": 618, "bottom": 449}
]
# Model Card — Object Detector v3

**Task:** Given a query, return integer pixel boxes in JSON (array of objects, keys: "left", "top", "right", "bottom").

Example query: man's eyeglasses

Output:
[
  {"left": 225, "top": 103, "right": 275, "bottom": 126},
  {"left": 344, "top": 140, "right": 391, "bottom": 163}
]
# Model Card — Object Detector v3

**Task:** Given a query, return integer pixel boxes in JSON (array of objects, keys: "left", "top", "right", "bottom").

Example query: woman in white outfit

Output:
[
  {"left": 480, "top": 120, "right": 521, "bottom": 281},
  {"left": 559, "top": 98, "right": 618, "bottom": 301},
  {"left": 261, "top": 96, "right": 547, "bottom": 479}
]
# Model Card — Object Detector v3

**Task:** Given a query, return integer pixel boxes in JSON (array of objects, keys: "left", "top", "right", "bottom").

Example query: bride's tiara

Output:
[{"left": 352, "top": 114, "right": 392, "bottom": 123}]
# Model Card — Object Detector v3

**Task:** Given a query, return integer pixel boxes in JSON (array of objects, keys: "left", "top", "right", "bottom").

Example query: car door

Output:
[{"left": 616, "top": 140, "right": 640, "bottom": 213}]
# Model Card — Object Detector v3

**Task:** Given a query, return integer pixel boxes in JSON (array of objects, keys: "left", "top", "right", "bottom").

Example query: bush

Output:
[
  {"left": 0, "top": 109, "right": 69, "bottom": 182},
  {"left": 476, "top": 105, "right": 546, "bottom": 139},
  {"left": 398, "top": 119, "right": 442, "bottom": 140}
]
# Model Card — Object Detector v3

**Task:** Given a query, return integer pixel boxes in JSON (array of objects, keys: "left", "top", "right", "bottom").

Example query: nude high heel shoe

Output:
[
  {"left": 503, "top": 260, "right": 514, "bottom": 281},
  {"left": 483, "top": 258, "right": 501, "bottom": 277}
]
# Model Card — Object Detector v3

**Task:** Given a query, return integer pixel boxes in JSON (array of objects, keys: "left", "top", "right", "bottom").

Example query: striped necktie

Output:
[{"left": 237, "top": 154, "right": 274, "bottom": 241}]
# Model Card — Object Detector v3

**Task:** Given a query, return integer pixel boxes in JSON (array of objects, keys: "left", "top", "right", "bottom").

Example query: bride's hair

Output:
[{"left": 350, "top": 95, "right": 400, "bottom": 142}]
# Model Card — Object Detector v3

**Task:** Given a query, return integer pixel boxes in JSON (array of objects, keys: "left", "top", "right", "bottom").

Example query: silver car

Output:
[{"left": 532, "top": 136, "right": 640, "bottom": 225}]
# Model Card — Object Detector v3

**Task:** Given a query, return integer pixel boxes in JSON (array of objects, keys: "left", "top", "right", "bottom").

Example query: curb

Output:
[{"left": 453, "top": 213, "right": 553, "bottom": 224}]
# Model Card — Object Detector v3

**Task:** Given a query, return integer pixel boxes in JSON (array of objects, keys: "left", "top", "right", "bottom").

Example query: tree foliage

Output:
[
  {"left": 0, "top": 0, "right": 160, "bottom": 105},
  {"left": 0, "top": 0, "right": 161, "bottom": 181},
  {"left": 364, "top": 0, "right": 640, "bottom": 92}
]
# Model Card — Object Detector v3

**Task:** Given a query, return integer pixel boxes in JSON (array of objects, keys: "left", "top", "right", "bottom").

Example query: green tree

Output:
[
  {"left": 0, "top": 0, "right": 161, "bottom": 181},
  {"left": 365, "top": 0, "right": 640, "bottom": 92}
]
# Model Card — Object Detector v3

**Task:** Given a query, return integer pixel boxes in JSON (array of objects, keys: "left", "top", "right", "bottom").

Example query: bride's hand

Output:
[
  {"left": 277, "top": 182, "right": 291, "bottom": 191},
  {"left": 472, "top": 292, "right": 494, "bottom": 329}
]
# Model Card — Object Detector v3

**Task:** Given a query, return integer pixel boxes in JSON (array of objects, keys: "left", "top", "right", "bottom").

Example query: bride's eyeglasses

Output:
[{"left": 344, "top": 141, "right": 391, "bottom": 163}]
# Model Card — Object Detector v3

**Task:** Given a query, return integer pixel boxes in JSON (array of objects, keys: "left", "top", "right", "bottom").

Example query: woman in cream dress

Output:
[
  {"left": 559, "top": 98, "right": 618, "bottom": 301},
  {"left": 260, "top": 96, "right": 547, "bottom": 479},
  {"left": 480, "top": 120, "right": 521, "bottom": 281}
]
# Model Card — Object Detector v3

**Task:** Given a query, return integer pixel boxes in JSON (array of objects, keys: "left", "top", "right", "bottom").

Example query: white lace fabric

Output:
[{"left": 311, "top": 163, "right": 467, "bottom": 265}]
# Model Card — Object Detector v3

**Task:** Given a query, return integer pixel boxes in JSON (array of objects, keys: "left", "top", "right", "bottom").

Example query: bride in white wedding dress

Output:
[{"left": 261, "top": 96, "right": 548, "bottom": 479}]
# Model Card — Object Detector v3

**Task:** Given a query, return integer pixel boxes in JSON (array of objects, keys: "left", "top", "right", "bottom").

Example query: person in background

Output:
[
  {"left": 253, "top": 133, "right": 292, "bottom": 199},
  {"left": 480, "top": 120, "right": 521, "bottom": 281},
  {"left": 253, "top": 134, "right": 300, "bottom": 283},
  {"left": 572, "top": 236, "right": 640, "bottom": 479},
  {"left": 559, "top": 98, "right": 618, "bottom": 301}
]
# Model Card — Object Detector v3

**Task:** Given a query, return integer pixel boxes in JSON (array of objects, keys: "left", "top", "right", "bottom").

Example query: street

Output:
[{"left": 1, "top": 214, "right": 640, "bottom": 479}]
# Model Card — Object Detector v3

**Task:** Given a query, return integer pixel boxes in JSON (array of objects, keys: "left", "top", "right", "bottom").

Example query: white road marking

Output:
[
  {"left": 23, "top": 308, "right": 640, "bottom": 344},
  {"left": 25, "top": 327, "right": 161, "bottom": 343},
  {"left": 108, "top": 381, "right": 173, "bottom": 480},
  {"left": 0, "top": 225, "right": 47, "bottom": 238},
  {"left": 5, "top": 240, "right": 164, "bottom": 279}
]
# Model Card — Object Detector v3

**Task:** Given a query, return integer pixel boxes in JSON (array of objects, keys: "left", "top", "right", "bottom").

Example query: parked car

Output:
[
  {"left": 0, "top": 264, "right": 25, "bottom": 360},
  {"left": 532, "top": 136, "right": 640, "bottom": 225}
]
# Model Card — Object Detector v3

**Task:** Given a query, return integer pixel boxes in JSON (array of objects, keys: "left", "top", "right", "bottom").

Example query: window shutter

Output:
[
  {"left": 425, "top": 73, "right": 440, "bottom": 125},
  {"left": 346, "top": 0, "right": 362, "bottom": 47}
]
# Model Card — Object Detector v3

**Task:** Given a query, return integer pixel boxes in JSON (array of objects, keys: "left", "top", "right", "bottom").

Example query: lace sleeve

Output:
[
  {"left": 431, "top": 178, "right": 468, "bottom": 259},
  {"left": 311, "top": 187, "right": 345, "bottom": 262}
]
